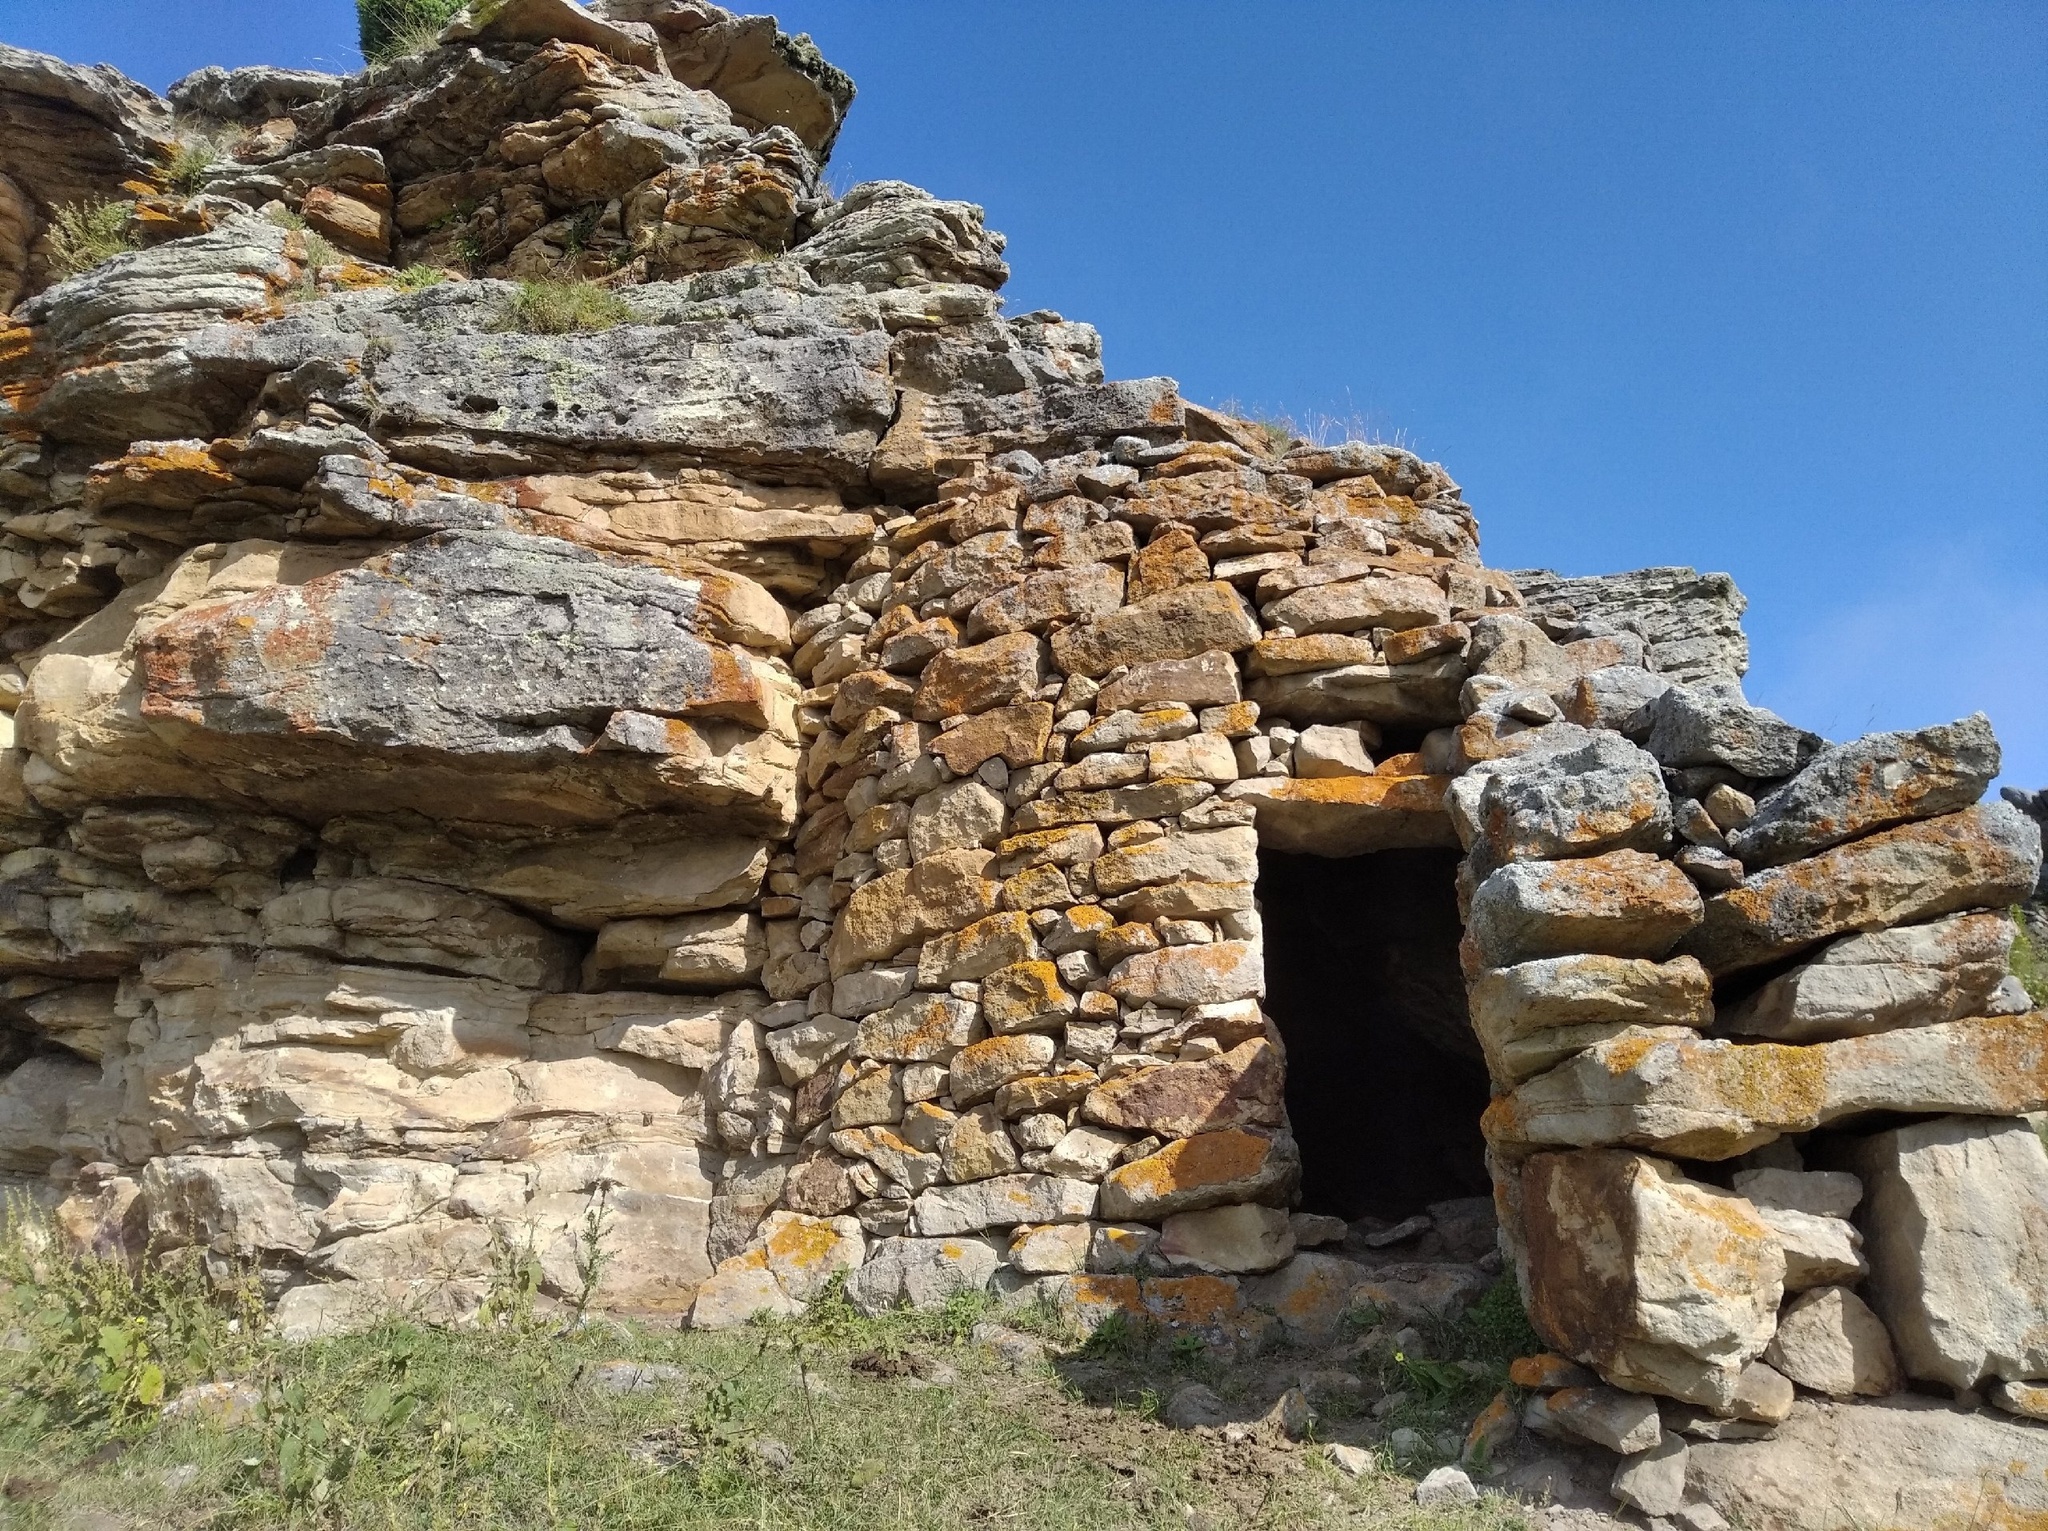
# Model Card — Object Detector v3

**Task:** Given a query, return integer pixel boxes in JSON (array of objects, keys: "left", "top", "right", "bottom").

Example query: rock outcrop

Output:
[{"left": 0, "top": 5, "right": 2041, "bottom": 1519}]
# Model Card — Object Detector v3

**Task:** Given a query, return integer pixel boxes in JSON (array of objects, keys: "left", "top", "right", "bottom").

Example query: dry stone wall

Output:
[{"left": 0, "top": 2, "right": 2044, "bottom": 1517}]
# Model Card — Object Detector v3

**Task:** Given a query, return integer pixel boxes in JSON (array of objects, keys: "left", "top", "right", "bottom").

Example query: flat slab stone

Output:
[
  {"left": 1687, "top": 1396, "right": 2048, "bottom": 1531},
  {"left": 1222, "top": 773, "right": 1457, "bottom": 855},
  {"left": 1485, "top": 1013, "right": 2048, "bottom": 1160}
]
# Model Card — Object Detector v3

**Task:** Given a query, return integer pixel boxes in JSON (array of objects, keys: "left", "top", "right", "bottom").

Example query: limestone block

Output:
[
  {"left": 1091, "top": 826, "right": 1258, "bottom": 896},
  {"left": 1609, "top": 1435, "right": 1687, "bottom": 1517},
  {"left": 1222, "top": 772, "right": 1458, "bottom": 855},
  {"left": 979, "top": 961, "right": 1074, "bottom": 1035},
  {"left": 1468, "top": 953, "right": 1713, "bottom": 1037},
  {"left": 1520, "top": 1150, "right": 1784, "bottom": 1409},
  {"left": 949, "top": 1033, "right": 1056, "bottom": 1108},
  {"left": 927, "top": 702, "right": 1053, "bottom": 775},
  {"left": 1095, "top": 651, "right": 1242, "bottom": 713},
  {"left": 845, "top": 1235, "right": 1001, "bottom": 1315},
  {"left": 1041, "top": 1123, "right": 1135, "bottom": 1180},
  {"left": 906, "top": 779, "right": 1006, "bottom": 860},
  {"left": 1008, "top": 780, "right": 1215, "bottom": 830},
  {"left": 915, "top": 911, "right": 1041, "bottom": 987},
  {"left": 1455, "top": 732, "right": 1673, "bottom": 872},
  {"left": 1071, "top": 704, "right": 1197, "bottom": 756},
  {"left": 1536, "top": 1385, "right": 1661, "bottom": 1453},
  {"left": 1261, "top": 573, "right": 1449, "bottom": 636},
  {"left": 584, "top": 910, "right": 765, "bottom": 990},
  {"left": 831, "top": 1063, "right": 902, "bottom": 1129},
  {"left": 941, "top": 1104, "right": 1022, "bottom": 1183},
  {"left": 827, "top": 847, "right": 1001, "bottom": 975},
  {"left": 1157, "top": 1203, "right": 1294, "bottom": 1274},
  {"left": 320, "top": 817, "right": 769, "bottom": 930},
  {"left": 1104, "top": 940, "right": 1265, "bottom": 1007},
  {"left": 853, "top": 993, "right": 981, "bottom": 1063},
  {"left": 1098, "top": 1128, "right": 1300, "bottom": 1219},
  {"left": 1486, "top": 1014, "right": 2048, "bottom": 1160},
  {"left": 141, "top": 1154, "right": 319, "bottom": 1259},
  {"left": 1730, "top": 1167, "right": 1862, "bottom": 1218},
  {"left": 1731, "top": 713, "right": 2002, "bottom": 868},
  {"left": 1715, "top": 911, "right": 2019, "bottom": 1042},
  {"left": 1009, "top": 1222, "right": 1092, "bottom": 1274},
  {"left": 1468, "top": 850, "right": 1705, "bottom": 968},
  {"left": 1681, "top": 803, "right": 2040, "bottom": 978},
  {"left": 106, "top": 532, "right": 800, "bottom": 832},
  {"left": 1143, "top": 732, "right": 1238, "bottom": 783},
  {"left": 1749, "top": 1205, "right": 1866, "bottom": 1290},
  {"left": 1642, "top": 686, "right": 1822, "bottom": 778},
  {"left": 831, "top": 965, "right": 915, "bottom": 1019},
  {"left": 1687, "top": 1395, "right": 2048, "bottom": 1531},
  {"left": 1764, "top": 1286, "right": 1901, "bottom": 1397},
  {"left": 910, "top": 1174, "right": 1097, "bottom": 1235},
  {"left": 1246, "top": 656, "right": 1468, "bottom": 729},
  {"left": 1050, "top": 582, "right": 1261, "bottom": 679},
  {"left": 1082, "top": 1039, "right": 1285, "bottom": 1139},
  {"left": 532, "top": 990, "right": 754, "bottom": 1071},
  {"left": 1290, "top": 723, "right": 1375, "bottom": 778},
  {"left": 260, "top": 877, "right": 576, "bottom": 989},
  {"left": 763, "top": 1016, "right": 857, "bottom": 1086},
  {"left": 912, "top": 632, "right": 1042, "bottom": 720},
  {"left": 965, "top": 561, "right": 1123, "bottom": 638},
  {"left": 1849, "top": 1115, "right": 2048, "bottom": 1390}
]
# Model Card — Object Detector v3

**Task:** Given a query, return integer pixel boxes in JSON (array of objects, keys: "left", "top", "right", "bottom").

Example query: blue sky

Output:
[{"left": 9, "top": 1, "right": 2046, "bottom": 788}]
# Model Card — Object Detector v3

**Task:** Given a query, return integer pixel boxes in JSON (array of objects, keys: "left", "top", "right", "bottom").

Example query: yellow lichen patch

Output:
[
  {"left": 1141, "top": 1275, "right": 1241, "bottom": 1329},
  {"left": 761, "top": 1214, "right": 844, "bottom": 1274},
  {"left": 1104, "top": 1129, "right": 1274, "bottom": 1203}
]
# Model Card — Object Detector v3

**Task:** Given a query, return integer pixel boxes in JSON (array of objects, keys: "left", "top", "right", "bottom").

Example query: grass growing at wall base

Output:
[{"left": 1, "top": 1208, "right": 1530, "bottom": 1529}]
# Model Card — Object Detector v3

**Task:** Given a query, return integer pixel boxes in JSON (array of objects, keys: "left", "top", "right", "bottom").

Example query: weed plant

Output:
[
  {"left": 357, "top": 0, "right": 465, "bottom": 64},
  {"left": 2014, "top": 907, "right": 2047, "bottom": 1007},
  {"left": 44, "top": 200, "right": 138, "bottom": 280},
  {"left": 503, "top": 278, "right": 639, "bottom": 334}
]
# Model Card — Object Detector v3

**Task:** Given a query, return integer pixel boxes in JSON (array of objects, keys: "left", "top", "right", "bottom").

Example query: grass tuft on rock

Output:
[
  {"left": 505, "top": 277, "right": 639, "bottom": 335},
  {"left": 165, "top": 137, "right": 222, "bottom": 194},
  {"left": 2015, "top": 908, "right": 2048, "bottom": 1007},
  {"left": 44, "top": 199, "right": 139, "bottom": 280},
  {"left": 356, "top": 0, "right": 466, "bottom": 64}
]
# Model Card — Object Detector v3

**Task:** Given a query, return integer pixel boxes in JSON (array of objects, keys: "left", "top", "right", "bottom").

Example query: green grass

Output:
[
  {"left": 2015, "top": 907, "right": 2048, "bottom": 1008},
  {"left": 356, "top": 0, "right": 464, "bottom": 64},
  {"left": 44, "top": 199, "right": 138, "bottom": 279},
  {"left": 1, "top": 1208, "right": 1530, "bottom": 1530},
  {"left": 394, "top": 263, "right": 449, "bottom": 291},
  {"left": 503, "top": 278, "right": 639, "bottom": 335},
  {"left": 165, "top": 138, "right": 222, "bottom": 194}
]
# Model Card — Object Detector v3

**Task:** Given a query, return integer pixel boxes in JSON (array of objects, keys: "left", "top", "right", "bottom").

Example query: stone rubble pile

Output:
[{"left": 0, "top": 3, "right": 2042, "bottom": 1522}]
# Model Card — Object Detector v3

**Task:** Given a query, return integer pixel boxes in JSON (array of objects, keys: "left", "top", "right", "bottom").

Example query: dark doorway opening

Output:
[{"left": 1258, "top": 847, "right": 1492, "bottom": 1222}]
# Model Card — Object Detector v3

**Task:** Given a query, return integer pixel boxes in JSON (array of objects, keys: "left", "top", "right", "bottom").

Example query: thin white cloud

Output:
[{"left": 1746, "top": 549, "right": 2048, "bottom": 792}]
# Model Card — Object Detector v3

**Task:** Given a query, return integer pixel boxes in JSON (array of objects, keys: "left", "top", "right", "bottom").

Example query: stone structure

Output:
[{"left": 1, "top": 3, "right": 2043, "bottom": 1521}]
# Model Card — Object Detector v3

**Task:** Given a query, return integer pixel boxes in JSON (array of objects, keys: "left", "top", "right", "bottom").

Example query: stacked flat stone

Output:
[{"left": 691, "top": 432, "right": 1518, "bottom": 1328}]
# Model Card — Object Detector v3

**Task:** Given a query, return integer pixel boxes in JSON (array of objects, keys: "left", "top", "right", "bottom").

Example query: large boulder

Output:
[
  {"left": 1681, "top": 803, "right": 2042, "bottom": 977},
  {"left": 1730, "top": 713, "right": 2002, "bottom": 868},
  {"left": 19, "top": 531, "right": 800, "bottom": 832},
  {"left": 1486, "top": 1014, "right": 2048, "bottom": 1160},
  {"left": 1717, "top": 910, "right": 2021, "bottom": 1043},
  {"left": 1519, "top": 1149, "right": 1784, "bottom": 1409},
  {"left": 1848, "top": 1116, "right": 2048, "bottom": 1392},
  {"left": 1687, "top": 1396, "right": 2048, "bottom": 1531}
]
